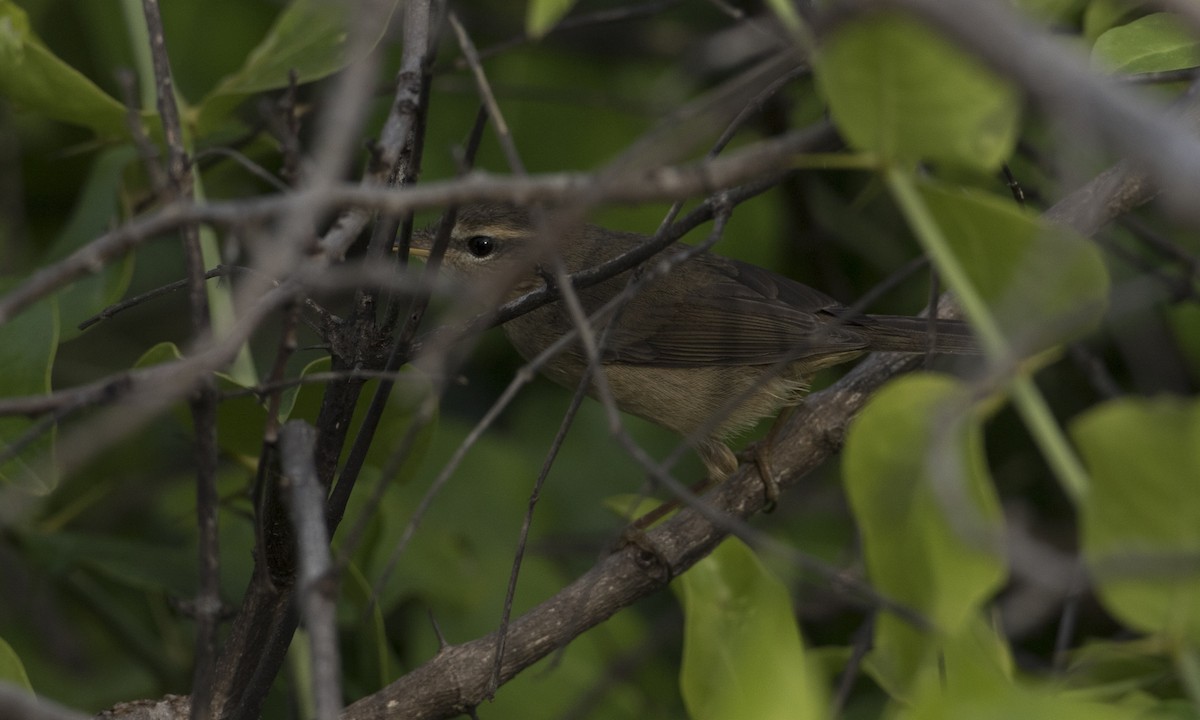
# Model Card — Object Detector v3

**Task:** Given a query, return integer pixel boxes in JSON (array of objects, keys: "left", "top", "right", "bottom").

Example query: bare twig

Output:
[
  {"left": 78, "top": 266, "right": 240, "bottom": 331},
  {"left": 831, "top": 616, "right": 874, "bottom": 717},
  {"left": 0, "top": 373, "right": 134, "bottom": 419},
  {"left": 489, "top": 369, "right": 593, "bottom": 695},
  {"left": 280, "top": 421, "right": 342, "bottom": 720},
  {"left": 139, "top": 3, "right": 221, "bottom": 716},
  {"left": 192, "top": 147, "right": 291, "bottom": 192}
]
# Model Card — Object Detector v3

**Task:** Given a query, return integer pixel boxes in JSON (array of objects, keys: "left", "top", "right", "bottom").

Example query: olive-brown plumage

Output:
[{"left": 411, "top": 204, "right": 975, "bottom": 479}]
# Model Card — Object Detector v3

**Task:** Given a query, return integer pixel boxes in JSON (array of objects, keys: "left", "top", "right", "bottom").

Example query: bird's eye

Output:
[{"left": 466, "top": 235, "right": 496, "bottom": 259}]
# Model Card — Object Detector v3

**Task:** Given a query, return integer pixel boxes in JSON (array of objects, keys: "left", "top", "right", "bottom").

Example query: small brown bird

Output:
[{"left": 410, "top": 204, "right": 975, "bottom": 487}]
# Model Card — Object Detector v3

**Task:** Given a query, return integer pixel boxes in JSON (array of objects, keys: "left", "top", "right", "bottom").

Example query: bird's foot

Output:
[
  {"left": 737, "top": 442, "right": 780, "bottom": 512},
  {"left": 700, "top": 438, "right": 779, "bottom": 512}
]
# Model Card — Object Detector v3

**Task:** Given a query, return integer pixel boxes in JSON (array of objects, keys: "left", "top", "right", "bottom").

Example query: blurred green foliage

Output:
[{"left": 0, "top": 1, "right": 1198, "bottom": 719}]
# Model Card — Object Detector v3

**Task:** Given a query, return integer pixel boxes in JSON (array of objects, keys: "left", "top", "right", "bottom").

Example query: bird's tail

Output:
[{"left": 855, "top": 314, "right": 979, "bottom": 355}]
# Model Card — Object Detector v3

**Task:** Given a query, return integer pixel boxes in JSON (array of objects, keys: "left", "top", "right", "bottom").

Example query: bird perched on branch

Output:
[{"left": 410, "top": 203, "right": 975, "bottom": 498}]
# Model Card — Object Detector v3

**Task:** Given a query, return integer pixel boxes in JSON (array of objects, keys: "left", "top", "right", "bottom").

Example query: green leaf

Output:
[
  {"left": 890, "top": 615, "right": 1012, "bottom": 716},
  {"left": 340, "top": 560, "right": 398, "bottom": 689},
  {"left": 813, "top": 12, "right": 1020, "bottom": 171},
  {"left": 0, "top": 635, "right": 32, "bottom": 692},
  {"left": 0, "top": 0, "right": 127, "bottom": 135},
  {"left": 526, "top": 0, "right": 576, "bottom": 39},
  {"left": 276, "top": 356, "right": 326, "bottom": 423},
  {"left": 843, "top": 373, "right": 1006, "bottom": 695},
  {"left": 0, "top": 279, "right": 58, "bottom": 494},
  {"left": 1061, "top": 636, "right": 1176, "bottom": 701},
  {"left": 133, "top": 342, "right": 267, "bottom": 459},
  {"left": 1083, "top": 0, "right": 1147, "bottom": 42},
  {"left": 898, "top": 616, "right": 1134, "bottom": 720},
  {"left": 132, "top": 341, "right": 183, "bottom": 369},
  {"left": 196, "top": 0, "right": 401, "bottom": 135},
  {"left": 1071, "top": 397, "right": 1200, "bottom": 645},
  {"left": 673, "top": 538, "right": 825, "bottom": 720},
  {"left": 1093, "top": 13, "right": 1200, "bottom": 74},
  {"left": 919, "top": 181, "right": 1109, "bottom": 352},
  {"left": 24, "top": 530, "right": 197, "bottom": 596},
  {"left": 51, "top": 147, "right": 137, "bottom": 342}
]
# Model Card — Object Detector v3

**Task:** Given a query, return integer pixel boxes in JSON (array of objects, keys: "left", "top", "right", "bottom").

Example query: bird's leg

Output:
[
  {"left": 735, "top": 407, "right": 797, "bottom": 512},
  {"left": 622, "top": 433, "right": 774, "bottom": 539},
  {"left": 701, "top": 439, "right": 778, "bottom": 512}
]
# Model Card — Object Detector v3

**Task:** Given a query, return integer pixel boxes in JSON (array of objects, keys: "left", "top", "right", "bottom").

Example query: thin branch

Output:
[
  {"left": 280, "top": 421, "right": 342, "bottom": 720},
  {"left": 139, "top": 3, "right": 221, "bottom": 716},
  {"left": 0, "top": 413, "right": 61, "bottom": 469},
  {"left": 356, "top": 0, "right": 437, "bottom": 326},
  {"left": 141, "top": 0, "right": 190, "bottom": 202},
  {"left": 192, "top": 147, "right": 291, "bottom": 192},
  {"left": 489, "top": 368, "right": 592, "bottom": 695},
  {"left": 78, "top": 266, "right": 239, "bottom": 331},
  {"left": 447, "top": 12, "right": 524, "bottom": 175},
  {"left": 314, "top": 0, "right": 437, "bottom": 261},
  {"left": 0, "top": 373, "right": 134, "bottom": 419},
  {"left": 831, "top": 617, "right": 874, "bottom": 717},
  {"left": 708, "top": 63, "right": 811, "bottom": 158}
]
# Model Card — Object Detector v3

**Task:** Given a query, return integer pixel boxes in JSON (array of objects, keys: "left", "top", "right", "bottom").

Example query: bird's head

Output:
[{"left": 409, "top": 204, "right": 548, "bottom": 297}]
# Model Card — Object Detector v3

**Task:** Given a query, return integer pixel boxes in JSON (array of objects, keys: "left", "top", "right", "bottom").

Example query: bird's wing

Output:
[{"left": 601, "top": 256, "right": 869, "bottom": 367}]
